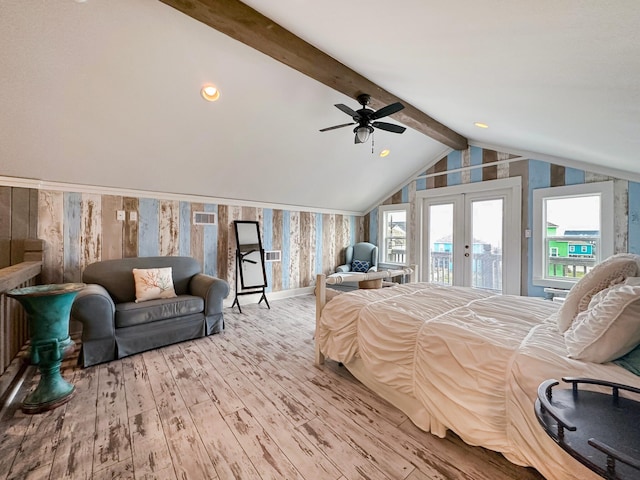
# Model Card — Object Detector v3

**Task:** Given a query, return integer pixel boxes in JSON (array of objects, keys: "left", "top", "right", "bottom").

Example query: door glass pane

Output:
[
  {"left": 470, "top": 199, "right": 503, "bottom": 292},
  {"left": 429, "top": 204, "right": 453, "bottom": 285}
]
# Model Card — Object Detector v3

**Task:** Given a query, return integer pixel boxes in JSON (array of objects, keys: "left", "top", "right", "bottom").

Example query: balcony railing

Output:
[
  {"left": 547, "top": 256, "right": 597, "bottom": 279},
  {"left": 472, "top": 253, "right": 502, "bottom": 292},
  {"left": 430, "top": 251, "right": 502, "bottom": 292},
  {"left": 429, "top": 251, "right": 596, "bottom": 292},
  {"left": 386, "top": 249, "right": 406, "bottom": 264},
  {"left": 0, "top": 262, "right": 41, "bottom": 370},
  {"left": 430, "top": 251, "right": 453, "bottom": 285},
  {"left": 0, "top": 239, "right": 44, "bottom": 403}
]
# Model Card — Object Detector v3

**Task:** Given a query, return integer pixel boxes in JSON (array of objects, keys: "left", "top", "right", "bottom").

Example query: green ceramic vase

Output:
[{"left": 7, "top": 283, "right": 85, "bottom": 414}]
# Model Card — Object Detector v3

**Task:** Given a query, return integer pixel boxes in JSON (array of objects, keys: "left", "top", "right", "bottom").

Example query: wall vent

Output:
[
  {"left": 193, "top": 211, "right": 217, "bottom": 225},
  {"left": 264, "top": 250, "right": 281, "bottom": 262}
]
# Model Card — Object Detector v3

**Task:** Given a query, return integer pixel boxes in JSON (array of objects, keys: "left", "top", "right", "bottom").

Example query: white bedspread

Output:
[{"left": 317, "top": 283, "right": 640, "bottom": 480}]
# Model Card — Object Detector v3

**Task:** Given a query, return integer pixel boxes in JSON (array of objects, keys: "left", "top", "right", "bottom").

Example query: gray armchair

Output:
[{"left": 336, "top": 242, "right": 378, "bottom": 273}]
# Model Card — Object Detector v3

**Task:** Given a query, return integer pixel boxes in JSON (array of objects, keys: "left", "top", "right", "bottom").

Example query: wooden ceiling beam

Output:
[{"left": 158, "top": 0, "right": 468, "bottom": 150}]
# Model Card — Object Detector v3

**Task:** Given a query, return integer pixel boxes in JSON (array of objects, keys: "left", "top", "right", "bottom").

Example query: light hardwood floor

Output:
[{"left": 0, "top": 295, "right": 544, "bottom": 480}]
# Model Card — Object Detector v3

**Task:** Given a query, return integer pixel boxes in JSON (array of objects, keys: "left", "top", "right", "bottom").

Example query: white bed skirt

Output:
[{"left": 345, "top": 357, "right": 451, "bottom": 443}]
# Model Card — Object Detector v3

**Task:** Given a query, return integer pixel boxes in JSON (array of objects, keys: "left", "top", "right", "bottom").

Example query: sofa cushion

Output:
[{"left": 115, "top": 295, "right": 204, "bottom": 328}]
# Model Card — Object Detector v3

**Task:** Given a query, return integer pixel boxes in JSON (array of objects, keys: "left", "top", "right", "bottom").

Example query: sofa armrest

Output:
[
  {"left": 70, "top": 284, "right": 117, "bottom": 367},
  {"left": 336, "top": 264, "right": 351, "bottom": 273},
  {"left": 190, "top": 274, "right": 230, "bottom": 316},
  {"left": 71, "top": 284, "right": 115, "bottom": 338}
]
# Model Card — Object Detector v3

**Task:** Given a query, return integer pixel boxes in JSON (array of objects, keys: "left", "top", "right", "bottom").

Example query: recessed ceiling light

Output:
[
  {"left": 379, "top": 149, "right": 390, "bottom": 158},
  {"left": 201, "top": 84, "right": 220, "bottom": 102},
  {"left": 474, "top": 122, "right": 489, "bottom": 129}
]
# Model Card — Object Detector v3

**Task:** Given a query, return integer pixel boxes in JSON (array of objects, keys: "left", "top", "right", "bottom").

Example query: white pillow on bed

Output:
[
  {"left": 564, "top": 278, "right": 640, "bottom": 363},
  {"left": 557, "top": 253, "right": 640, "bottom": 333}
]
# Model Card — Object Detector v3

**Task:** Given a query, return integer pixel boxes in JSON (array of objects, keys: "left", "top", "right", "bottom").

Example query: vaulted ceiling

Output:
[{"left": 1, "top": 1, "right": 639, "bottom": 214}]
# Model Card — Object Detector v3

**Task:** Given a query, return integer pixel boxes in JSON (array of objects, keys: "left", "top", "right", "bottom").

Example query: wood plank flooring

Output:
[{"left": 0, "top": 295, "right": 544, "bottom": 480}]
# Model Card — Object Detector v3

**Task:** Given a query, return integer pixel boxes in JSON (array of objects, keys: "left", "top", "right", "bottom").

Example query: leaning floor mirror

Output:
[{"left": 232, "top": 220, "right": 270, "bottom": 312}]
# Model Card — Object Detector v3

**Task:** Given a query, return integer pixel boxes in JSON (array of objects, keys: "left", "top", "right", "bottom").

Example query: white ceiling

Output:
[{"left": 1, "top": 1, "right": 639, "bottom": 215}]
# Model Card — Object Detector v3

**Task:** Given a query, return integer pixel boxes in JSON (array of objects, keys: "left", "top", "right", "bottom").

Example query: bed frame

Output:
[{"left": 315, "top": 266, "right": 416, "bottom": 365}]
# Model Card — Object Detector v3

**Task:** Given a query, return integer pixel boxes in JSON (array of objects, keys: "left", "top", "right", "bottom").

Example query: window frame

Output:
[
  {"left": 532, "top": 181, "right": 614, "bottom": 289},
  {"left": 378, "top": 203, "right": 409, "bottom": 267}
]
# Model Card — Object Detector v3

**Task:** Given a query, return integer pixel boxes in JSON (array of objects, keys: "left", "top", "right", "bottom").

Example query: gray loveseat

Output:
[{"left": 71, "top": 256, "right": 229, "bottom": 367}]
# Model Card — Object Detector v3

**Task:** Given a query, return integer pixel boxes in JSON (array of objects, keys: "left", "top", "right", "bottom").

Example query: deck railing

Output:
[
  {"left": 547, "top": 256, "right": 597, "bottom": 278},
  {"left": 430, "top": 251, "right": 453, "bottom": 285},
  {"left": 430, "top": 251, "right": 595, "bottom": 291},
  {"left": 387, "top": 250, "right": 407, "bottom": 264},
  {"left": 0, "top": 239, "right": 44, "bottom": 403},
  {"left": 430, "top": 251, "right": 503, "bottom": 291},
  {"left": 0, "top": 262, "right": 42, "bottom": 375}
]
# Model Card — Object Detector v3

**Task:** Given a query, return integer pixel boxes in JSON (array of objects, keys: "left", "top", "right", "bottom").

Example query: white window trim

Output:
[
  {"left": 378, "top": 203, "right": 410, "bottom": 266},
  {"left": 532, "top": 181, "right": 614, "bottom": 289}
]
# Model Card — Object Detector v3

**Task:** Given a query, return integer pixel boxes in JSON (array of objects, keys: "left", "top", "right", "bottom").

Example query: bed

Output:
[{"left": 314, "top": 256, "right": 640, "bottom": 480}]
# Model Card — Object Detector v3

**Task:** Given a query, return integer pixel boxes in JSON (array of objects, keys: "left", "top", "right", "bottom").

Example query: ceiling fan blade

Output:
[
  {"left": 372, "top": 121, "right": 406, "bottom": 134},
  {"left": 334, "top": 103, "right": 360, "bottom": 118},
  {"left": 370, "top": 102, "right": 405, "bottom": 120},
  {"left": 319, "top": 122, "right": 355, "bottom": 132}
]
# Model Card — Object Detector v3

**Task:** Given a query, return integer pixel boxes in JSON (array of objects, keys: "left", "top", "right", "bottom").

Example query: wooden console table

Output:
[{"left": 535, "top": 377, "right": 640, "bottom": 479}]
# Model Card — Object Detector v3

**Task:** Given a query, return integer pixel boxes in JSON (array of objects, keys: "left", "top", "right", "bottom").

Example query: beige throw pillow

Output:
[
  {"left": 564, "top": 280, "right": 640, "bottom": 363},
  {"left": 557, "top": 253, "right": 640, "bottom": 333},
  {"left": 132, "top": 267, "right": 177, "bottom": 303}
]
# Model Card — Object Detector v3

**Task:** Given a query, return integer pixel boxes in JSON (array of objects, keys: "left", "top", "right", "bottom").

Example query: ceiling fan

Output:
[{"left": 320, "top": 94, "right": 406, "bottom": 144}]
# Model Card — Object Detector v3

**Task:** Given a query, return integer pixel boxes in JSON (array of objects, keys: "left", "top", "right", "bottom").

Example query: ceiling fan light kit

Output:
[
  {"left": 320, "top": 93, "right": 407, "bottom": 144},
  {"left": 355, "top": 125, "right": 373, "bottom": 143}
]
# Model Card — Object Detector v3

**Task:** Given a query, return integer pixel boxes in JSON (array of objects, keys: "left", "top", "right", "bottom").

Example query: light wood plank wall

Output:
[
  {"left": 33, "top": 191, "right": 361, "bottom": 292},
  {"left": 0, "top": 187, "right": 39, "bottom": 269},
  {"left": 365, "top": 146, "right": 640, "bottom": 296}
]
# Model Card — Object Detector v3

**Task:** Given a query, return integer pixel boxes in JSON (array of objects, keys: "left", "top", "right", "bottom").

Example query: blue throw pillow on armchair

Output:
[{"left": 352, "top": 260, "right": 370, "bottom": 273}]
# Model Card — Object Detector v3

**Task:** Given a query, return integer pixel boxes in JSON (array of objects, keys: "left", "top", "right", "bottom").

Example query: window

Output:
[
  {"left": 533, "top": 181, "right": 614, "bottom": 289},
  {"left": 378, "top": 204, "right": 408, "bottom": 265}
]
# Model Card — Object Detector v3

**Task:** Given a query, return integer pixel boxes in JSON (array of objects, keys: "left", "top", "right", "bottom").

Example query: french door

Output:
[{"left": 419, "top": 178, "right": 521, "bottom": 295}]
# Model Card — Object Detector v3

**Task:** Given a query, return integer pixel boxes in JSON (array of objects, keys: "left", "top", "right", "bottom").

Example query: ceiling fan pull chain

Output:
[{"left": 371, "top": 131, "right": 375, "bottom": 154}]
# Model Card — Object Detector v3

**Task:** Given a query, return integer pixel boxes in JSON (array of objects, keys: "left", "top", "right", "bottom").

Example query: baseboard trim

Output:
[{"left": 223, "top": 286, "right": 314, "bottom": 309}]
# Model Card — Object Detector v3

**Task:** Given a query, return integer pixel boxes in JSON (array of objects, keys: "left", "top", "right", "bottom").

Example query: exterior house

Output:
[
  {"left": 433, "top": 235, "right": 493, "bottom": 255},
  {"left": 546, "top": 223, "right": 599, "bottom": 278}
]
